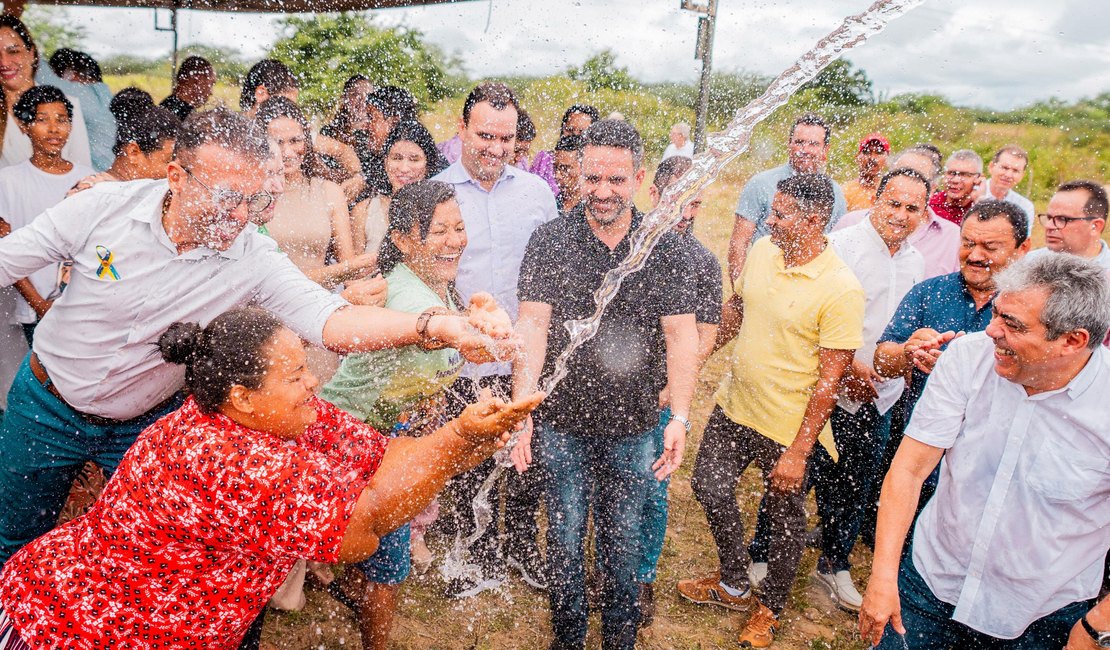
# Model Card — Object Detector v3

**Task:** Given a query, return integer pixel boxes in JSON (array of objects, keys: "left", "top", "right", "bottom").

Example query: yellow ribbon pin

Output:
[{"left": 95, "top": 245, "right": 120, "bottom": 280}]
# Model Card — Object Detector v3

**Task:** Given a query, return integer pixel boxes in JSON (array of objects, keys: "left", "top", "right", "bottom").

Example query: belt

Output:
[{"left": 29, "top": 353, "right": 174, "bottom": 427}]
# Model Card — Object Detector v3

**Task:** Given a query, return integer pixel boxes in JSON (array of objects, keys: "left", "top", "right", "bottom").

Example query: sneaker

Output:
[
  {"left": 638, "top": 582, "right": 656, "bottom": 628},
  {"left": 748, "top": 562, "right": 768, "bottom": 590},
  {"left": 676, "top": 573, "right": 753, "bottom": 611},
  {"left": 737, "top": 602, "right": 779, "bottom": 648},
  {"left": 814, "top": 569, "right": 864, "bottom": 611},
  {"left": 443, "top": 571, "right": 505, "bottom": 599},
  {"left": 506, "top": 551, "right": 547, "bottom": 591}
]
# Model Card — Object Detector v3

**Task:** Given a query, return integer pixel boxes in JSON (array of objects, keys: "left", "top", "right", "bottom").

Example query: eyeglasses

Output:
[
  {"left": 944, "top": 170, "right": 979, "bottom": 179},
  {"left": 1037, "top": 213, "right": 1100, "bottom": 229},
  {"left": 183, "top": 168, "right": 273, "bottom": 215}
]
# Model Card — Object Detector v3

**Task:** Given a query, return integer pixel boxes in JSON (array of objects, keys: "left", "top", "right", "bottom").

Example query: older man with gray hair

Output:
[
  {"left": 929, "top": 149, "right": 983, "bottom": 226},
  {"left": 859, "top": 253, "right": 1110, "bottom": 649},
  {"left": 662, "top": 121, "right": 693, "bottom": 161}
]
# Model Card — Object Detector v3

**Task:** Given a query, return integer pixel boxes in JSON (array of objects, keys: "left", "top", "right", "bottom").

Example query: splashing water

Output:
[{"left": 441, "top": 0, "right": 927, "bottom": 589}]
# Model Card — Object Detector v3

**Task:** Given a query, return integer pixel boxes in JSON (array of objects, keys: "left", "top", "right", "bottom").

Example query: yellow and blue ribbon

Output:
[{"left": 95, "top": 245, "right": 120, "bottom": 280}]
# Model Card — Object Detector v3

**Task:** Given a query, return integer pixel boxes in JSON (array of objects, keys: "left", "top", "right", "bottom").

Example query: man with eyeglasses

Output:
[
  {"left": 929, "top": 149, "right": 983, "bottom": 227},
  {"left": 0, "top": 109, "right": 516, "bottom": 568},
  {"left": 1029, "top": 180, "right": 1110, "bottom": 271}
]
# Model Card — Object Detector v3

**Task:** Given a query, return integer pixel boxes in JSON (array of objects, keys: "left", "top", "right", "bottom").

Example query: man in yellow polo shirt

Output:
[{"left": 677, "top": 173, "right": 864, "bottom": 648}]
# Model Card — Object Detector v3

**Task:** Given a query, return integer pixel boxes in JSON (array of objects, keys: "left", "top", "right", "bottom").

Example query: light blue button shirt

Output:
[
  {"left": 980, "top": 179, "right": 1035, "bottom": 236},
  {"left": 733, "top": 163, "right": 847, "bottom": 239},
  {"left": 433, "top": 160, "right": 557, "bottom": 378}
]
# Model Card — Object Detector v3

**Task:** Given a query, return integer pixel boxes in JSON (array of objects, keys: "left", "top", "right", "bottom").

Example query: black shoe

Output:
[
  {"left": 638, "top": 582, "right": 656, "bottom": 628},
  {"left": 506, "top": 550, "right": 548, "bottom": 591}
]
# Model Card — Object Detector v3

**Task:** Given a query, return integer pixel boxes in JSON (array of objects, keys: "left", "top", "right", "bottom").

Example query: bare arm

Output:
[
  {"left": 858, "top": 437, "right": 946, "bottom": 646},
  {"left": 714, "top": 294, "right": 744, "bottom": 351},
  {"left": 14, "top": 277, "right": 52, "bottom": 318},
  {"left": 769, "top": 347, "right": 854, "bottom": 492},
  {"left": 654, "top": 313, "right": 699, "bottom": 479},
  {"left": 509, "top": 300, "right": 552, "bottom": 473},
  {"left": 695, "top": 322, "right": 718, "bottom": 369},
  {"left": 300, "top": 182, "right": 377, "bottom": 289},
  {"left": 338, "top": 391, "right": 545, "bottom": 562},
  {"left": 726, "top": 215, "right": 756, "bottom": 284},
  {"left": 322, "top": 295, "right": 516, "bottom": 364}
]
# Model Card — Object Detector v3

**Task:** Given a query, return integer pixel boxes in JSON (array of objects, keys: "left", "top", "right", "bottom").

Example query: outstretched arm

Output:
[{"left": 337, "top": 390, "right": 544, "bottom": 561}]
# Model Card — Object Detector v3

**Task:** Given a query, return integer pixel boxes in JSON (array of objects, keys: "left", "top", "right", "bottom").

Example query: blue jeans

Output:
[
  {"left": 637, "top": 408, "right": 671, "bottom": 584},
  {"left": 0, "top": 355, "right": 182, "bottom": 567},
  {"left": 538, "top": 423, "right": 654, "bottom": 650},
  {"left": 877, "top": 551, "right": 1091, "bottom": 649},
  {"left": 356, "top": 523, "right": 412, "bottom": 585}
]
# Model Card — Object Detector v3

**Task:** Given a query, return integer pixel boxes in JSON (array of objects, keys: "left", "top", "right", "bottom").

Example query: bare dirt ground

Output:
[{"left": 262, "top": 165, "right": 880, "bottom": 649}]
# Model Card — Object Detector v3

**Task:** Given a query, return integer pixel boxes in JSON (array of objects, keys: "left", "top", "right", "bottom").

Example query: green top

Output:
[{"left": 320, "top": 263, "right": 463, "bottom": 430}]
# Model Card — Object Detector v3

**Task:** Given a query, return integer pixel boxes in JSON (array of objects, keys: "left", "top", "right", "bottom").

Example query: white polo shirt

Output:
[
  {"left": 830, "top": 216, "right": 924, "bottom": 414},
  {"left": 0, "top": 179, "right": 348, "bottom": 420},
  {"left": 906, "top": 332, "right": 1110, "bottom": 639}
]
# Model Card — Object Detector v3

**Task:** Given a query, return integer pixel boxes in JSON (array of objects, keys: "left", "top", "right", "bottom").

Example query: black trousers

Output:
[{"left": 440, "top": 375, "right": 545, "bottom": 568}]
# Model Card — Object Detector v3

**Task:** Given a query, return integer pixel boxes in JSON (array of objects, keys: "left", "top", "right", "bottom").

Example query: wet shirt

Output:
[
  {"left": 906, "top": 333, "right": 1110, "bottom": 639},
  {"left": 835, "top": 208, "right": 961, "bottom": 280},
  {"left": 435, "top": 160, "right": 557, "bottom": 378},
  {"left": 0, "top": 396, "right": 387, "bottom": 649},
  {"left": 518, "top": 206, "right": 697, "bottom": 437},
  {"left": 733, "top": 163, "right": 848, "bottom": 239},
  {"left": 714, "top": 237, "right": 864, "bottom": 459},
  {"left": 878, "top": 272, "right": 995, "bottom": 412},
  {"left": 0, "top": 179, "right": 348, "bottom": 419},
  {"left": 321, "top": 263, "right": 464, "bottom": 430},
  {"left": 682, "top": 233, "right": 723, "bottom": 325}
]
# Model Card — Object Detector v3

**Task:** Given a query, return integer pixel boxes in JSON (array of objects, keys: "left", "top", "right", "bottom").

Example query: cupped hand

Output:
[
  {"left": 343, "top": 274, "right": 389, "bottom": 307},
  {"left": 651, "top": 419, "right": 686, "bottom": 480}
]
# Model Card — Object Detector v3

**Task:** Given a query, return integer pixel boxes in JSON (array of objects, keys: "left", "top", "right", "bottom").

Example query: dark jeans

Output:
[
  {"left": 237, "top": 610, "right": 265, "bottom": 650},
  {"left": 0, "top": 355, "right": 183, "bottom": 566},
  {"left": 690, "top": 407, "right": 825, "bottom": 614},
  {"left": 749, "top": 404, "right": 883, "bottom": 571},
  {"left": 816, "top": 403, "right": 882, "bottom": 572},
  {"left": 440, "top": 376, "right": 545, "bottom": 571},
  {"left": 877, "top": 552, "right": 1091, "bottom": 649},
  {"left": 538, "top": 423, "right": 654, "bottom": 650}
]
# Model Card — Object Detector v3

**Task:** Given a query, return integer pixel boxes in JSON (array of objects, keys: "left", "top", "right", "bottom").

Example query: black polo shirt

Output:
[
  {"left": 518, "top": 205, "right": 697, "bottom": 437},
  {"left": 681, "top": 233, "right": 723, "bottom": 325}
]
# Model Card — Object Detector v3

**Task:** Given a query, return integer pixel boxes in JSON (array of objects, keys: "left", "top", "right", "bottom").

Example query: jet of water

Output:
[
  {"left": 443, "top": 0, "right": 928, "bottom": 588},
  {"left": 541, "top": 0, "right": 926, "bottom": 396}
]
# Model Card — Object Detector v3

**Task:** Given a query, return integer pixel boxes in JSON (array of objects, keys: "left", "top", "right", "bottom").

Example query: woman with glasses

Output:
[{"left": 0, "top": 15, "right": 91, "bottom": 169}]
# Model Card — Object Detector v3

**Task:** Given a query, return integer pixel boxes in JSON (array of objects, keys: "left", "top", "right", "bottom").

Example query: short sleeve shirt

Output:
[
  {"left": 518, "top": 206, "right": 697, "bottom": 437},
  {"left": 733, "top": 163, "right": 848, "bottom": 238},
  {"left": 321, "top": 263, "right": 464, "bottom": 430},
  {"left": 878, "top": 272, "right": 995, "bottom": 412},
  {"left": 715, "top": 237, "right": 864, "bottom": 457},
  {"left": 0, "top": 397, "right": 388, "bottom": 649},
  {"left": 682, "top": 234, "right": 723, "bottom": 325},
  {"left": 0, "top": 179, "right": 348, "bottom": 419}
]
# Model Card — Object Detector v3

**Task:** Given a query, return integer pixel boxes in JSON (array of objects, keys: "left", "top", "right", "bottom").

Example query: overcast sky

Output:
[{"left": 63, "top": 0, "right": 1110, "bottom": 110}]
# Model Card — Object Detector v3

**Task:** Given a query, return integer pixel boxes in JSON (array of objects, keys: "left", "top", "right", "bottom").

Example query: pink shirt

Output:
[{"left": 833, "top": 208, "right": 961, "bottom": 280}]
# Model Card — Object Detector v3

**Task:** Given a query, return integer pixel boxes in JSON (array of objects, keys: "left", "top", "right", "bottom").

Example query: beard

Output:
[{"left": 585, "top": 194, "right": 632, "bottom": 226}]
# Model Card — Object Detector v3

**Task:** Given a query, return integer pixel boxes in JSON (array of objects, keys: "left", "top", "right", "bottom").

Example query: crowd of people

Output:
[{"left": 0, "top": 12, "right": 1105, "bottom": 650}]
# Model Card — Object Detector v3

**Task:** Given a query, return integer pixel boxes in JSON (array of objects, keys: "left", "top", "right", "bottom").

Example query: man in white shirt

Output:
[
  {"left": 814, "top": 168, "right": 927, "bottom": 611},
  {"left": 859, "top": 253, "right": 1110, "bottom": 649},
  {"left": 661, "top": 122, "right": 694, "bottom": 161},
  {"left": 0, "top": 108, "right": 514, "bottom": 567},
  {"left": 976, "top": 145, "right": 1035, "bottom": 233},
  {"left": 432, "top": 82, "right": 557, "bottom": 597},
  {"left": 1029, "top": 180, "right": 1110, "bottom": 270}
]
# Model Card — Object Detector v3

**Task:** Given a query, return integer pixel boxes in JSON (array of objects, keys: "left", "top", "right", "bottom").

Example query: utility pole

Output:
[{"left": 681, "top": 0, "right": 718, "bottom": 153}]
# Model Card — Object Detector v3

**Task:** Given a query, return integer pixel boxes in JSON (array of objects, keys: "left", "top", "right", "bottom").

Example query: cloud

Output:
[{"left": 59, "top": 0, "right": 1110, "bottom": 110}]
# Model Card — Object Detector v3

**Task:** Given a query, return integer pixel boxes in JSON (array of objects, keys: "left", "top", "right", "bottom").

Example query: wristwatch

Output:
[
  {"left": 671, "top": 413, "right": 692, "bottom": 432},
  {"left": 1082, "top": 615, "right": 1110, "bottom": 648}
]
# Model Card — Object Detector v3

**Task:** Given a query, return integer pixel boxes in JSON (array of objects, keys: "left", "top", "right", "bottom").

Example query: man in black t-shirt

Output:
[
  {"left": 636, "top": 155, "right": 723, "bottom": 626},
  {"left": 510, "top": 120, "right": 699, "bottom": 650}
]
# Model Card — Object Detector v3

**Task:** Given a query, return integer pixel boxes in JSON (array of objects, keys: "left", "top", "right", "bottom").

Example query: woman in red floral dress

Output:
[{"left": 0, "top": 307, "right": 541, "bottom": 649}]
